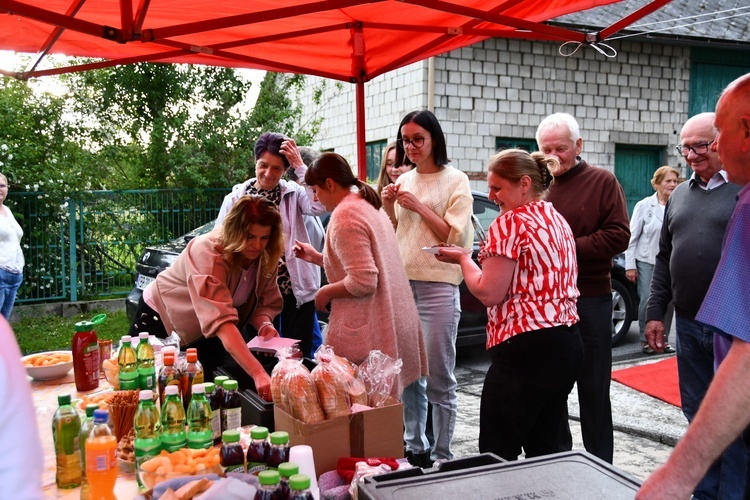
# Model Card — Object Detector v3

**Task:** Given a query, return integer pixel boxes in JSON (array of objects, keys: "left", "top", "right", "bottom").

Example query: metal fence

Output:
[{"left": 7, "top": 188, "right": 230, "bottom": 304}]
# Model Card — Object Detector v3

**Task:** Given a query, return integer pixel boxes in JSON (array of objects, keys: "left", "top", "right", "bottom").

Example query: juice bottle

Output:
[
  {"left": 78, "top": 403, "right": 99, "bottom": 498},
  {"left": 213, "top": 375, "right": 229, "bottom": 407},
  {"left": 161, "top": 384, "right": 187, "bottom": 452},
  {"left": 203, "top": 382, "right": 222, "bottom": 446},
  {"left": 136, "top": 332, "right": 156, "bottom": 391},
  {"left": 246, "top": 426, "right": 269, "bottom": 475},
  {"left": 186, "top": 384, "right": 213, "bottom": 450},
  {"left": 52, "top": 393, "right": 82, "bottom": 489},
  {"left": 220, "top": 430, "right": 245, "bottom": 473},
  {"left": 267, "top": 431, "right": 290, "bottom": 469},
  {"left": 181, "top": 348, "right": 205, "bottom": 413},
  {"left": 278, "top": 462, "right": 300, "bottom": 500},
  {"left": 255, "top": 470, "right": 281, "bottom": 500},
  {"left": 72, "top": 319, "right": 100, "bottom": 391},
  {"left": 118, "top": 335, "right": 139, "bottom": 390},
  {"left": 288, "top": 474, "right": 315, "bottom": 500},
  {"left": 86, "top": 409, "right": 117, "bottom": 500},
  {"left": 221, "top": 380, "right": 242, "bottom": 433},
  {"left": 158, "top": 353, "right": 181, "bottom": 408},
  {"left": 134, "top": 389, "right": 162, "bottom": 489}
]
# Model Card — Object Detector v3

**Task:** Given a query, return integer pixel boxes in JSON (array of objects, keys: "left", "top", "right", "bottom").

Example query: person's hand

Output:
[
  {"left": 434, "top": 246, "right": 470, "bottom": 264},
  {"left": 258, "top": 321, "right": 279, "bottom": 340},
  {"left": 314, "top": 285, "right": 332, "bottom": 313},
  {"left": 626, "top": 269, "right": 637, "bottom": 283},
  {"left": 395, "top": 188, "right": 423, "bottom": 214},
  {"left": 636, "top": 463, "right": 694, "bottom": 499},
  {"left": 293, "top": 240, "right": 317, "bottom": 263},
  {"left": 253, "top": 371, "right": 273, "bottom": 402},
  {"left": 645, "top": 320, "right": 666, "bottom": 352},
  {"left": 381, "top": 183, "right": 398, "bottom": 207},
  {"left": 280, "top": 138, "right": 303, "bottom": 168}
]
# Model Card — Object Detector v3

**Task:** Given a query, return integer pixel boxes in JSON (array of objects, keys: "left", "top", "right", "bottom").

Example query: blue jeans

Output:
[
  {"left": 402, "top": 280, "right": 459, "bottom": 461},
  {"left": 0, "top": 269, "right": 22, "bottom": 319},
  {"left": 635, "top": 260, "right": 673, "bottom": 343},
  {"left": 675, "top": 315, "right": 748, "bottom": 499}
]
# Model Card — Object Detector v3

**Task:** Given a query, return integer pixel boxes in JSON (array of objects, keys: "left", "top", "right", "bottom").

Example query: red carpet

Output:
[{"left": 611, "top": 356, "right": 681, "bottom": 408}]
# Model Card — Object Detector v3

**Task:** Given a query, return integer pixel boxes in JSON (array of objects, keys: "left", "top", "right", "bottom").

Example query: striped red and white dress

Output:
[{"left": 479, "top": 200, "right": 579, "bottom": 349}]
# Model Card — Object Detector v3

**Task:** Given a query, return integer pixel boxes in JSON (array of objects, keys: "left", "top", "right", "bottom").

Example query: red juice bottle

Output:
[
  {"left": 246, "top": 426, "right": 270, "bottom": 475},
  {"left": 288, "top": 474, "right": 314, "bottom": 500},
  {"left": 278, "top": 462, "right": 299, "bottom": 500},
  {"left": 266, "top": 431, "right": 290, "bottom": 470},
  {"left": 255, "top": 470, "right": 281, "bottom": 500},
  {"left": 220, "top": 430, "right": 246, "bottom": 473}
]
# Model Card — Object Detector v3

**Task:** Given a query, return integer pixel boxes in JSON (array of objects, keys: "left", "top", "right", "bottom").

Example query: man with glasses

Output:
[{"left": 645, "top": 112, "right": 744, "bottom": 499}]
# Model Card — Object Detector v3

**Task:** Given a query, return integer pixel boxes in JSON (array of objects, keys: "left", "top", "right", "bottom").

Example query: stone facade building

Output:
[{"left": 297, "top": 0, "right": 750, "bottom": 212}]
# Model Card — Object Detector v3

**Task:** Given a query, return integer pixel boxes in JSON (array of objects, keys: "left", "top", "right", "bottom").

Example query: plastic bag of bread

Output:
[
  {"left": 279, "top": 358, "right": 325, "bottom": 424},
  {"left": 270, "top": 347, "right": 301, "bottom": 412},
  {"left": 311, "top": 345, "right": 367, "bottom": 418},
  {"left": 358, "top": 350, "right": 403, "bottom": 407}
]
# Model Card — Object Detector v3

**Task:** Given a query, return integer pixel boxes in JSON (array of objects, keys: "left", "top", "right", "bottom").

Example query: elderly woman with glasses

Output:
[{"left": 381, "top": 110, "right": 473, "bottom": 467}]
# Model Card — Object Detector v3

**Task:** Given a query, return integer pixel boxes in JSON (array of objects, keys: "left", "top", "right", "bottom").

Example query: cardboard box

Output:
[
  {"left": 273, "top": 406, "right": 351, "bottom": 476},
  {"left": 350, "top": 398, "right": 404, "bottom": 459}
]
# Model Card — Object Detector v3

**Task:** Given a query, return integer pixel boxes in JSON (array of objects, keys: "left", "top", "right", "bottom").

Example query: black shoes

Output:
[{"left": 405, "top": 450, "right": 434, "bottom": 469}]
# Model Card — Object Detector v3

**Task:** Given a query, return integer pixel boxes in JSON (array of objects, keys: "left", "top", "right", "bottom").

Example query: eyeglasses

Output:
[
  {"left": 397, "top": 137, "right": 425, "bottom": 149},
  {"left": 675, "top": 140, "right": 714, "bottom": 157}
]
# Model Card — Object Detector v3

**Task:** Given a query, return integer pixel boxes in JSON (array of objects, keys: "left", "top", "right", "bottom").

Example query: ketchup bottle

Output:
[{"left": 72, "top": 314, "right": 106, "bottom": 391}]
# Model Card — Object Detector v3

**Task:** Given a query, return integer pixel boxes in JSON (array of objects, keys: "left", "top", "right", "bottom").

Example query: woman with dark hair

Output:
[
  {"left": 436, "top": 149, "right": 583, "bottom": 461},
  {"left": 293, "top": 152, "right": 427, "bottom": 400},
  {"left": 381, "top": 110, "right": 473, "bottom": 466},
  {"left": 216, "top": 132, "right": 326, "bottom": 358},
  {"left": 376, "top": 141, "right": 413, "bottom": 196},
  {"left": 129, "top": 195, "right": 284, "bottom": 399}
]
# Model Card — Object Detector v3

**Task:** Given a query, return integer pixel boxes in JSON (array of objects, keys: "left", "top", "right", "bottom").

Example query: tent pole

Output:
[{"left": 356, "top": 80, "right": 367, "bottom": 180}]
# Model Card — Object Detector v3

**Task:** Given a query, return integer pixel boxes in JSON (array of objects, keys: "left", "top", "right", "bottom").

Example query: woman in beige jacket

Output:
[{"left": 129, "top": 195, "right": 284, "bottom": 399}]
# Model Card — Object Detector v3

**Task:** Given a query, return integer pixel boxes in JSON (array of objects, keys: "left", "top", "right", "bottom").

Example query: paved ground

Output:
[{"left": 450, "top": 345, "right": 686, "bottom": 484}]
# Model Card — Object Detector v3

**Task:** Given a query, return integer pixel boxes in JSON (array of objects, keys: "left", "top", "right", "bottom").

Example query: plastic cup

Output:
[{"left": 289, "top": 445, "right": 319, "bottom": 500}]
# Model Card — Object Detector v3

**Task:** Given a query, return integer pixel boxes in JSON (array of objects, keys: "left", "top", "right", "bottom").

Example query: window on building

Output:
[
  {"left": 365, "top": 140, "right": 387, "bottom": 181},
  {"left": 495, "top": 137, "right": 538, "bottom": 152}
]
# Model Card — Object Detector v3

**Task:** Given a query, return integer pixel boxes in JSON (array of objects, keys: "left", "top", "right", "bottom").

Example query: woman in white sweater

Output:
[
  {"left": 382, "top": 110, "right": 473, "bottom": 467},
  {"left": 625, "top": 166, "right": 679, "bottom": 354},
  {"left": 0, "top": 173, "right": 24, "bottom": 319}
]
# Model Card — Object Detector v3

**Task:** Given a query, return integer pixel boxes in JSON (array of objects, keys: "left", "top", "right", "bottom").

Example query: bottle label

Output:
[
  {"left": 187, "top": 430, "right": 213, "bottom": 450},
  {"left": 211, "top": 409, "right": 221, "bottom": 440},
  {"left": 120, "top": 375, "right": 139, "bottom": 390},
  {"left": 221, "top": 407, "right": 241, "bottom": 432},
  {"left": 162, "top": 434, "right": 187, "bottom": 453},
  {"left": 224, "top": 463, "right": 245, "bottom": 473},
  {"left": 247, "top": 461, "right": 267, "bottom": 475},
  {"left": 139, "top": 369, "right": 156, "bottom": 391}
]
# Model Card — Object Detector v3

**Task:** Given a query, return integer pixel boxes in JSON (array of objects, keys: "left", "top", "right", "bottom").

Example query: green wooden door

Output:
[
  {"left": 689, "top": 48, "right": 750, "bottom": 117},
  {"left": 615, "top": 145, "right": 663, "bottom": 217},
  {"left": 365, "top": 140, "right": 386, "bottom": 181}
]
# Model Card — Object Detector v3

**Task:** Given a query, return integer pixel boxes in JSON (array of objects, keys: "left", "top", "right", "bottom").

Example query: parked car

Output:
[{"left": 126, "top": 191, "right": 637, "bottom": 346}]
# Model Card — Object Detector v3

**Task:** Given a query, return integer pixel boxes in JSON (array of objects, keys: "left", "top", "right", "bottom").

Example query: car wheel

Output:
[{"left": 611, "top": 279, "right": 633, "bottom": 346}]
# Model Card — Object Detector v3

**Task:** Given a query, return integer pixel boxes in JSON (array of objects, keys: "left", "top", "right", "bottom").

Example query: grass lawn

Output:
[{"left": 13, "top": 309, "right": 131, "bottom": 355}]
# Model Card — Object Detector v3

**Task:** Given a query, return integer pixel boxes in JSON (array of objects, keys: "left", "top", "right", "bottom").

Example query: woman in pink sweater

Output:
[{"left": 293, "top": 152, "right": 428, "bottom": 411}]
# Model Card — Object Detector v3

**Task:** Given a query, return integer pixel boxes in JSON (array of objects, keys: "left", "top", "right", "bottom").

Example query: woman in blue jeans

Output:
[
  {"left": 382, "top": 110, "right": 473, "bottom": 467},
  {"left": 0, "top": 173, "right": 24, "bottom": 319}
]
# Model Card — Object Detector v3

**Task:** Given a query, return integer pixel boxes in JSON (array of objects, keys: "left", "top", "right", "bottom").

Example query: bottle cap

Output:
[
  {"left": 186, "top": 347, "right": 197, "bottom": 356},
  {"left": 270, "top": 431, "right": 289, "bottom": 445},
  {"left": 250, "top": 426, "right": 269, "bottom": 439},
  {"left": 192, "top": 383, "right": 205, "bottom": 394},
  {"left": 203, "top": 382, "right": 215, "bottom": 394},
  {"left": 278, "top": 462, "right": 299, "bottom": 478},
  {"left": 139, "top": 332, "right": 149, "bottom": 340},
  {"left": 93, "top": 409, "right": 109, "bottom": 424},
  {"left": 165, "top": 384, "right": 179, "bottom": 396},
  {"left": 186, "top": 350, "right": 198, "bottom": 363},
  {"left": 163, "top": 354, "right": 174, "bottom": 365},
  {"left": 213, "top": 376, "right": 229, "bottom": 388},
  {"left": 223, "top": 380, "right": 238, "bottom": 391},
  {"left": 121, "top": 335, "right": 132, "bottom": 343},
  {"left": 258, "top": 470, "right": 280, "bottom": 486},
  {"left": 289, "top": 473, "right": 311, "bottom": 491},
  {"left": 57, "top": 394, "right": 71, "bottom": 406},
  {"left": 140, "top": 389, "right": 154, "bottom": 400},
  {"left": 222, "top": 429, "right": 240, "bottom": 443},
  {"left": 74, "top": 320, "right": 94, "bottom": 332},
  {"left": 85, "top": 404, "right": 99, "bottom": 417}
]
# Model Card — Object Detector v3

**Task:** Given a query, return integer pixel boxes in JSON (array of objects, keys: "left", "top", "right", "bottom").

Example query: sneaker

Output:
[
  {"left": 642, "top": 344, "right": 656, "bottom": 355},
  {"left": 663, "top": 343, "right": 676, "bottom": 354},
  {"left": 406, "top": 450, "right": 434, "bottom": 469}
]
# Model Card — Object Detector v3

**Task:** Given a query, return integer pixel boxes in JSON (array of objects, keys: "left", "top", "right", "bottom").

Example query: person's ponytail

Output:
[{"left": 356, "top": 179, "right": 382, "bottom": 210}]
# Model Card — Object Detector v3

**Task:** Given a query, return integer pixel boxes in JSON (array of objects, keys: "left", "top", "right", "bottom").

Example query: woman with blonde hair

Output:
[
  {"left": 129, "top": 195, "right": 284, "bottom": 399},
  {"left": 376, "top": 142, "right": 413, "bottom": 196},
  {"left": 625, "top": 165, "right": 680, "bottom": 354},
  {"left": 437, "top": 149, "right": 583, "bottom": 461}
]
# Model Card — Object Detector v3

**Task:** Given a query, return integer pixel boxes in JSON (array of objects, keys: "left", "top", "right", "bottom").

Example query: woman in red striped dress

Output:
[{"left": 436, "top": 148, "right": 584, "bottom": 461}]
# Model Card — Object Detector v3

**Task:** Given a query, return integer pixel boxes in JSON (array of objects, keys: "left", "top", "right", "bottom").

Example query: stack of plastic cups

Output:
[{"left": 289, "top": 445, "right": 319, "bottom": 500}]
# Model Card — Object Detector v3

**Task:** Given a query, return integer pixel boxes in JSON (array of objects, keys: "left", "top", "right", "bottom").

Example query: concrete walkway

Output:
[{"left": 450, "top": 353, "right": 686, "bottom": 482}]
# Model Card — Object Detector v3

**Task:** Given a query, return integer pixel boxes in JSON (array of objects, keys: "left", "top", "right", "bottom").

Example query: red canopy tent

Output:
[{"left": 0, "top": 0, "right": 673, "bottom": 177}]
